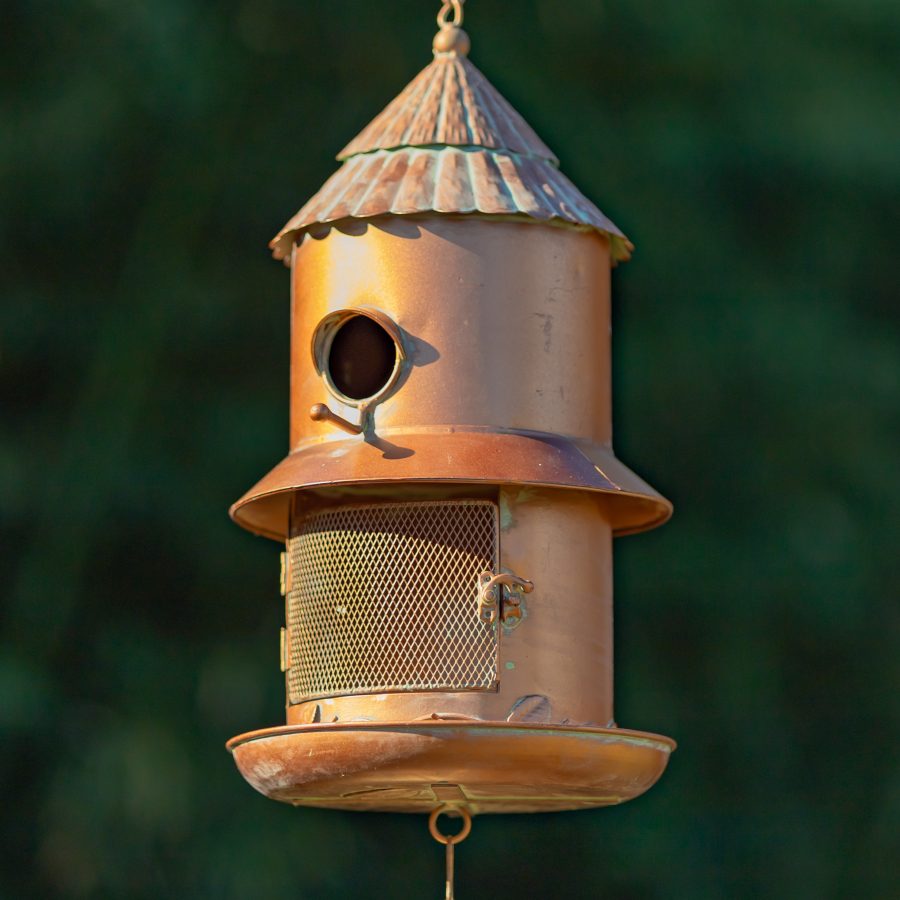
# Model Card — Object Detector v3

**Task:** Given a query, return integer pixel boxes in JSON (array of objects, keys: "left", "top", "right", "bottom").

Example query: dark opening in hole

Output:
[{"left": 326, "top": 315, "right": 398, "bottom": 401}]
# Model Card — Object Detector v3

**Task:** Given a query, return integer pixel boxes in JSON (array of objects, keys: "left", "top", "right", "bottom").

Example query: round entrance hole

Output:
[{"left": 324, "top": 314, "right": 400, "bottom": 402}]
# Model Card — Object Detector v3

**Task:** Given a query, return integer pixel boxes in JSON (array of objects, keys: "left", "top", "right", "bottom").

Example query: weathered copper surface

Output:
[
  {"left": 233, "top": 217, "right": 669, "bottom": 538},
  {"left": 228, "top": 7, "right": 674, "bottom": 819},
  {"left": 227, "top": 722, "right": 675, "bottom": 814},
  {"left": 230, "top": 431, "right": 669, "bottom": 540},
  {"left": 277, "top": 488, "right": 618, "bottom": 729},
  {"left": 269, "top": 27, "right": 633, "bottom": 262},
  {"left": 289, "top": 220, "right": 613, "bottom": 446},
  {"left": 269, "top": 148, "right": 633, "bottom": 263},
  {"left": 338, "top": 39, "right": 556, "bottom": 161}
]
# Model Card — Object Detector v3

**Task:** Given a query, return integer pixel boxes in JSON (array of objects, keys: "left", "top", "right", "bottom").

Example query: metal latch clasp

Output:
[{"left": 477, "top": 571, "right": 534, "bottom": 628}]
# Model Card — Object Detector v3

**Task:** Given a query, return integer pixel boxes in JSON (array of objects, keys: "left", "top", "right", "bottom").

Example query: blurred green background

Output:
[{"left": 2, "top": 0, "right": 898, "bottom": 897}]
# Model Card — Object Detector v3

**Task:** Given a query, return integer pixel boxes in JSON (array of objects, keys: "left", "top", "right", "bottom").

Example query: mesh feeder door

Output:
[{"left": 287, "top": 499, "right": 500, "bottom": 703}]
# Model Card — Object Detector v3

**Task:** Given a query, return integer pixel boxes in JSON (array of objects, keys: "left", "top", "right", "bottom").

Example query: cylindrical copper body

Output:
[
  {"left": 286, "top": 488, "right": 613, "bottom": 729},
  {"left": 289, "top": 217, "right": 612, "bottom": 449}
]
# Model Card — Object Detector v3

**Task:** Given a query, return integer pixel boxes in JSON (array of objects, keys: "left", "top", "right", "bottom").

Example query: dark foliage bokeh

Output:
[{"left": 2, "top": 0, "right": 898, "bottom": 897}]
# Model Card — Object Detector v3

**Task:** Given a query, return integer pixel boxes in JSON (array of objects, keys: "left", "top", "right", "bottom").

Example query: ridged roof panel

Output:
[
  {"left": 270, "top": 147, "right": 633, "bottom": 262},
  {"left": 338, "top": 55, "right": 557, "bottom": 163}
]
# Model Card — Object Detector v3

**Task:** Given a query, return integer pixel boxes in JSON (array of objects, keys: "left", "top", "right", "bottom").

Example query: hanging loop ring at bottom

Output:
[{"left": 428, "top": 805, "right": 472, "bottom": 845}]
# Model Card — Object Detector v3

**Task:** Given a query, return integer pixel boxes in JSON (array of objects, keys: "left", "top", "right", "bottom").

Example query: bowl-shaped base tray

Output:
[{"left": 227, "top": 721, "right": 674, "bottom": 814}]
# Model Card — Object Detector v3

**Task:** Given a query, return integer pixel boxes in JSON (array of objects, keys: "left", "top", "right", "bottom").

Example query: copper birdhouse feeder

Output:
[{"left": 227, "top": 0, "right": 674, "bottom": 843}]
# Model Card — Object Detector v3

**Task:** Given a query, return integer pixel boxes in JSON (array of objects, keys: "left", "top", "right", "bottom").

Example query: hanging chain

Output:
[
  {"left": 428, "top": 806, "right": 472, "bottom": 900},
  {"left": 437, "top": 0, "right": 465, "bottom": 28},
  {"left": 445, "top": 842, "right": 455, "bottom": 900}
]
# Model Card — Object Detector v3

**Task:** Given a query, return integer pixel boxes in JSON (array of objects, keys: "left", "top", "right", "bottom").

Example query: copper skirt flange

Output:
[
  {"left": 229, "top": 430, "right": 672, "bottom": 541},
  {"left": 227, "top": 722, "right": 675, "bottom": 814}
]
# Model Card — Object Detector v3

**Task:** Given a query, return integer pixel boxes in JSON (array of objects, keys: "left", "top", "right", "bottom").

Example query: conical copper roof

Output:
[
  {"left": 336, "top": 49, "right": 557, "bottom": 163},
  {"left": 270, "top": 25, "right": 633, "bottom": 263}
]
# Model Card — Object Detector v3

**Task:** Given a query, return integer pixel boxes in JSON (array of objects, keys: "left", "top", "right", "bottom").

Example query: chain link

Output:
[
  {"left": 429, "top": 806, "right": 472, "bottom": 900},
  {"left": 437, "top": 0, "right": 465, "bottom": 28}
]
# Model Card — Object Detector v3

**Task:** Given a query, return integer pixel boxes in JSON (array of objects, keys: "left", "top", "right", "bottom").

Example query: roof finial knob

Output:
[{"left": 434, "top": 0, "right": 470, "bottom": 57}]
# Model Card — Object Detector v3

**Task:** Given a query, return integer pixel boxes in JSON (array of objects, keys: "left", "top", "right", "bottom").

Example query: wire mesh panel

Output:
[{"left": 287, "top": 500, "right": 499, "bottom": 703}]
